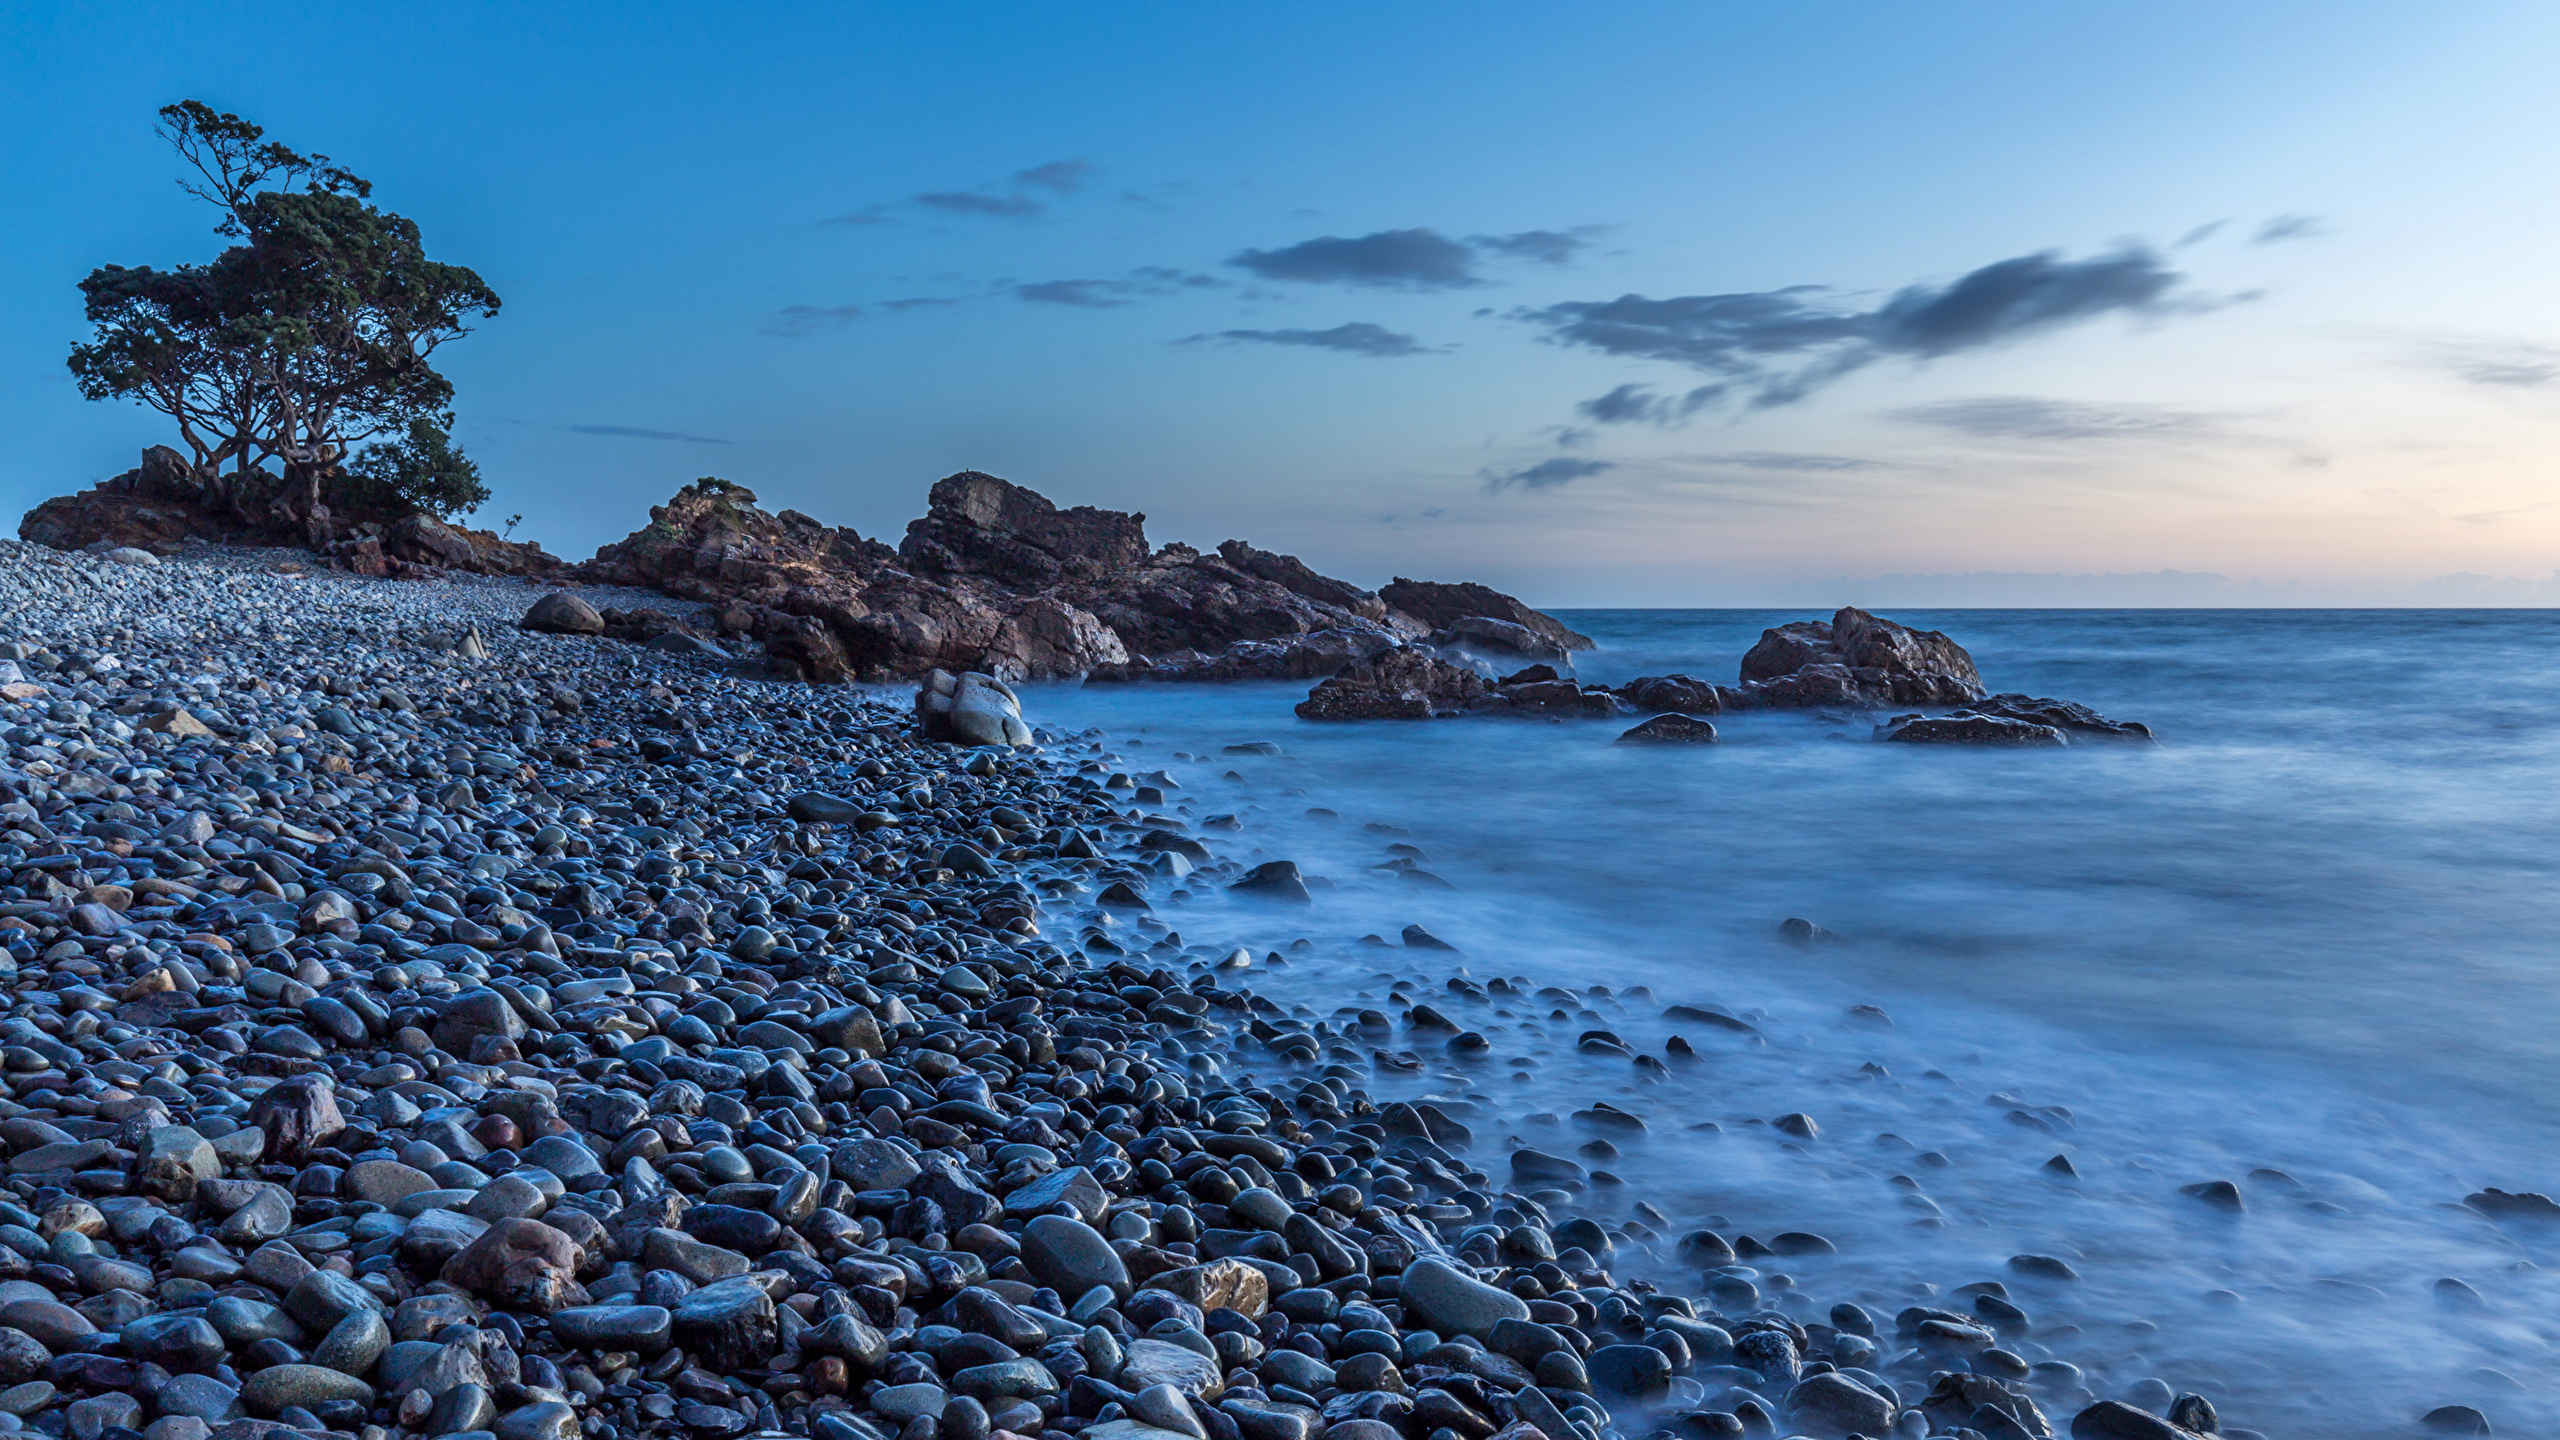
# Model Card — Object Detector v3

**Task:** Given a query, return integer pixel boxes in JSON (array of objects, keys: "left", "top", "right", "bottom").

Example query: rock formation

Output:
[
  {"left": 1732, "top": 607, "right": 1984, "bottom": 708},
  {"left": 19, "top": 445, "right": 559, "bottom": 578},
  {"left": 573, "top": 472, "right": 1580, "bottom": 685}
]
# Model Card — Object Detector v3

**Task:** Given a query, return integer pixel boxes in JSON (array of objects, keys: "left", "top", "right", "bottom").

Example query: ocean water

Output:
[{"left": 1014, "top": 610, "right": 2560, "bottom": 1439}]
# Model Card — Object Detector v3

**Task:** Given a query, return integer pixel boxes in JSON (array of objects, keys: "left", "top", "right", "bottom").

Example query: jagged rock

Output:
[
  {"left": 1379, "top": 579, "right": 1593, "bottom": 654},
  {"left": 1737, "top": 606, "right": 1983, "bottom": 708},
  {"left": 1479, "top": 679, "right": 1622, "bottom": 718},
  {"left": 1297, "top": 650, "right": 1490, "bottom": 721},
  {"left": 1433, "top": 616, "right": 1568, "bottom": 662},
  {"left": 520, "top": 593, "right": 605, "bottom": 636}
]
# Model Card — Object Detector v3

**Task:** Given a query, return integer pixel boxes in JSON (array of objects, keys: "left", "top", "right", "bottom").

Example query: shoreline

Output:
[{"left": 0, "top": 542, "right": 2289, "bottom": 1440}]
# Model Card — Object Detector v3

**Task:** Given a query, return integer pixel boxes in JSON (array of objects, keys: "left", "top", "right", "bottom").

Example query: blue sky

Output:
[{"left": 5, "top": 1, "right": 2558, "bottom": 603}]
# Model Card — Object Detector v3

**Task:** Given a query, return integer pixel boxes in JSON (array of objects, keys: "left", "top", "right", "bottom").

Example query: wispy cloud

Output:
[
  {"left": 1892, "top": 395, "right": 2243, "bottom": 443},
  {"left": 825, "top": 158, "right": 1094, "bottom": 226},
  {"left": 1689, "top": 451, "right": 1887, "bottom": 472},
  {"left": 1471, "top": 226, "right": 1612, "bottom": 265},
  {"left": 917, "top": 191, "right": 1043, "bottom": 217},
  {"left": 2253, "top": 213, "right": 2329, "bottom": 244},
  {"left": 1575, "top": 382, "right": 1725, "bottom": 426},
  {"left": 1228, "top": 223, "right": 1605, "bottom": 289},
  {"left": 1482, "top": 457, "right": 1615, "bottom": 491},
  {"left": 1181, "top": 322, "right": 1436, "bottom": 357},
  {"left": 1231, "top": 228, "right": 1483, "bottom": 288},
  {"left": 571, "top": 424, "right": 731, "bottom": 445},
  {"left": 1525, "top": 245, "right": 2234, "bottom": 408},
  {"left": 762, "top": 304, "right": 866, "bottom": 336},
  {"left": 1014, "top": 279, "right": 1131, "bottom": 307},
  {"left": 2413, "top": 337, "right": 2560, "bottom": 389}
]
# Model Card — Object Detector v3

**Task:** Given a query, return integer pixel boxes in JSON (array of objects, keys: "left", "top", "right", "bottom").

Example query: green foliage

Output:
[
  {"left": 343, "top": 412, "right": 488, "bottom": 520},
  {"left": 683, "top": 476, "right": 751, "bottom": 498},
  {"left": 66, "top": 101, "right": 499, "bottom": 522}
]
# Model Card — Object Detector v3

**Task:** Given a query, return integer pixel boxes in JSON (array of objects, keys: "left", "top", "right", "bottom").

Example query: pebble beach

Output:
[{"left": 0, "top": 541, "right": 2351, "bottom": 1440}]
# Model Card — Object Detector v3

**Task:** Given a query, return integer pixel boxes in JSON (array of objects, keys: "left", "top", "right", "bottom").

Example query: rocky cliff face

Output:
[{"left": 574, "top": 471, "right": 1576, "bottom": 684}]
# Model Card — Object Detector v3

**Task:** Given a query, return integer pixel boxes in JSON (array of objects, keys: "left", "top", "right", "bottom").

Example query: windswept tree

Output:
[{"left": 67, "top": 101, "right": 500, "bottom": 530}]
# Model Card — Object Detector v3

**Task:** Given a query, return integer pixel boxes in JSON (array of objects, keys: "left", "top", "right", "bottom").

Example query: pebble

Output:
[{"left": 0, "top": 540, "right": 2263, "bottom": 1440}]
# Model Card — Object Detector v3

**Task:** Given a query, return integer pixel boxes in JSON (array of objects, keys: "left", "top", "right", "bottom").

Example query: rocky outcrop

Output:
[
  {"left": 1296, "top": 650, "right": 1491, "bottom": 720},
  {"left": 1735, "top": 606, "right": 1983, "bottom": 708},
  {"left": 574, "top": 471, "right": 1577, "bottom": 685},
  {"left": 20, "top": 446, "right": 560, "bottom": 577},
  {"left": 1380, "top": 578, "right": 1594, "bottom": 654},
  {"left": 1966, "top": 693, "right": 2154, "bottom": 740},
  {"left": 1880, "top": 713, "right": 2067, "bottom": 746},
  {"left": 1609, "top": 674, "right": 1734, "bottom": 715}
]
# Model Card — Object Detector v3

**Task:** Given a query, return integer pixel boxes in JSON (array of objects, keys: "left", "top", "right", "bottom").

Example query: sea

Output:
[{"left": 1009, "top": 610, "right": 2560, "bottom": 1440}]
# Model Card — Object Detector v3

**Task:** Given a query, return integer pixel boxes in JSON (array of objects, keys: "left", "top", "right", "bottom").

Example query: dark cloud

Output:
[
  {"left": 762, "top": 304, "right": 864, "bottom": 337},
  {"left": 916, "top": 190, "right": 1045, "bottom": 217},
  {"left": 1526, "top": 246, "right": 2226, "bottom": 407},
  {"left": 571, "top": 424, "right": 730, "bottom": 445},
  {"left": 1181, "top": 322, "right": 1434, "bottom": 357},
  {"left": 1012, "top": 159, "right": 1092, "bottom": 194},
  {"left": 1482, "top": 457, "right": 1615, "bottom": 492},
  {"left": 1892, "top": 395, "right": 2236, "bottom": 442},
  {"left": 1472, "top": 227, "right": 1609, "bottom": 265},
  {"left": 1014, "top": 279, "right": 1130, "bottom": 307},
  {"left": 2252, "top": 213, "right": 2328, "bottom": 244},
  {"left": 1230, "top": 228, "right": 1482, "bottom": 288},
  {"left": 1575, "top": 382, "right": 1725, "bottom": 425}
]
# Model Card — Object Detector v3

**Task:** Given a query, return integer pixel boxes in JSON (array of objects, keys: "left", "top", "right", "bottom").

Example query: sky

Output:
[{"left": 4, "top": 1, "right": 2559, "bottom": 605}]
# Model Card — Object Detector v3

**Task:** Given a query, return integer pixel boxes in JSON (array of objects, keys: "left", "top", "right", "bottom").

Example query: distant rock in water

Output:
[
  {"left": 1881, "top": 713, "right": 2068, "bottom": 746},
  {"left": 1617, "top": 714, "right": 1718, "bottom": 744},
  {"left": 1736, "top": 606, "right": 1983, "bottom": 708},
  {"left": 1966, "top": 693, "right": 2155, "bottom": 740},
  {"left": 1296, "top": 649, "right": 1490, "bottom": 720}
]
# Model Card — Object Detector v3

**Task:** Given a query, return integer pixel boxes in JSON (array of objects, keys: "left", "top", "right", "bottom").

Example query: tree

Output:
[
  {"left": 342, "top": 411, "right": 487, "bottom": 519},
  {"left": 67, "top": 101, "right": 500, "bottom": 533}
]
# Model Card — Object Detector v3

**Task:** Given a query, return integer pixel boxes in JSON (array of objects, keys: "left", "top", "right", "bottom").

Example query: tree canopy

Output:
[{"left": 67, "top": 101, "right": 500, "bottom": 527}]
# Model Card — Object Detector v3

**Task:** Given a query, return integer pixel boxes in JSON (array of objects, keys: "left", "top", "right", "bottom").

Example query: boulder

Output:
[
  {"left": 1617, "top": 714, "right": 1718, "bottom": 745},
  {"left": 1611, "top": 674, "right": 1729, "bottom": 715},
  {"left": 1737, "top": 606, "right": 1983, "bottom": 708},
  {"left": 1966, "top": 693, "right": 2153, "bottom": 740},
  {"left": 1296, "top": 650, "right": 1489, "bottom": 721},
  {"left": 916, "top": 670, "right": 1032, "bottom": 747},
  {"left": 440, "top": 1218, "right": 589, "bottom": 1314},
  {"left": 1881, "top": 714, "right": 2067, "bottom": 746},
  {"left": 520, "top": 593, "right": 605, "bottom": 635},
  {"left": 1433, "top": 616, "right": 1568, "bottom": 662},
  {"left": 1379, "top": 579, "right": 1593, "bottom": 653}
]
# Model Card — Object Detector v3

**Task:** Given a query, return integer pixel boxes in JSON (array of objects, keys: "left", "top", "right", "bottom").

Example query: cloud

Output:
[
  {"left": 1525, "top": 245, "right": 2228, "bottom": 407},
  {"left": 830, "top": 159, "right": 1094, "bottom": 225},
  {"left": 571, "top": 424, "right": 730, "bottom": 445},
  {"left": 2415, "top": 338, "right": 2560, "bottom": 389},
  {"left": 1482, "top": 457, "right": 1615, "bottom": 492},
  {"left": 2253, "top": 213, "right": 2329, "bottom": 244},
  {"left": 761, "top": 304, "right": 864, "bottom": 336},
  {"left": 1472, "top": 227, "right": 1609, "bottom": 265},
  {"left": 917, "top": 190, "right": 1044, "bottom": 217},
  {"left": 1182, "top": 322, "right": 1435, "bottom": 357},
  {"left": 1575, "top": 382, "right": 1725, "bottom": 425},
  {"left": 1014, "top": 279, "right": 1131, "bottom": 307},
  {"left": 1230, "top": 228, "right": 1483, "bottom": 288},
  {"left": 1892, "top": 395, "right": 2239, "bottom": 442},
  {"left": 1689, "top": 451, "right": 1887, "bottom": 472},
  {"left": 2175, "top": 221, "right": 2226, "bottom": 248},
  {"left": 1013, "top": 160, "right": 1092, "bottom": 194}
]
